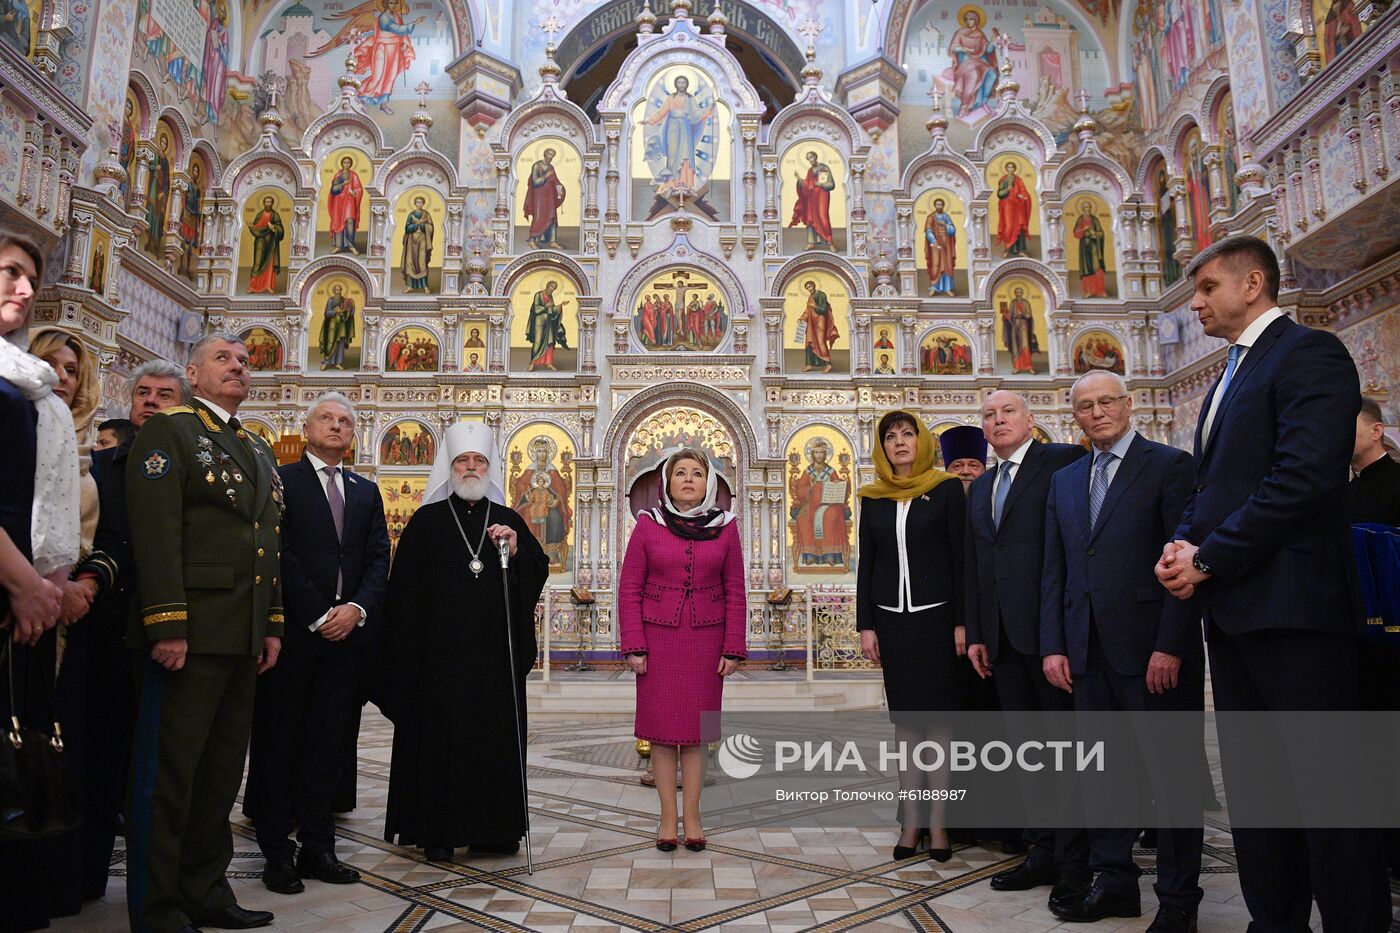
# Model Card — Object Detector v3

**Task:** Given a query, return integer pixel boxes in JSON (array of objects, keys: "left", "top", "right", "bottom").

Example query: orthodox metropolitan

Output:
[{"left": 374, "top": 422, "right": 549, "bottom": 858}]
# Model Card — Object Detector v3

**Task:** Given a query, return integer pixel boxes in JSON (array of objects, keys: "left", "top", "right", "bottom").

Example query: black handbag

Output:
[{"left": 0, "top": 639, "right": 79, "bottom": 839}]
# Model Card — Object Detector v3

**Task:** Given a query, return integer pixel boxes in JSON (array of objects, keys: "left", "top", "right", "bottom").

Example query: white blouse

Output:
[{"left": 876, "top": 497, "right": 947, "bottom": 614}]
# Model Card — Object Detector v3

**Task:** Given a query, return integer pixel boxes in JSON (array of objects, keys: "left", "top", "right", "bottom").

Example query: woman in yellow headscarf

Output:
[{"left": 856, "top": 410, "right": 966, "bottom": 862}]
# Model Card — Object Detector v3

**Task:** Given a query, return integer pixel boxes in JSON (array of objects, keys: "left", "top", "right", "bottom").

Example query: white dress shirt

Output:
[
  {"left": 991, "top": 435, "right": 1036, "bottom": 504},
  {"left": 1200, "top": 306, "right": 1285, "bottom": 445},
  {"left": 875, "top": 497, "right": 947, "bottom": 614},
  {"left": 304, "top": 451, "right": 365, "bottom": 630},
  {"left": 1091, "top": 429, "right": 1137, "bottom": 491}
]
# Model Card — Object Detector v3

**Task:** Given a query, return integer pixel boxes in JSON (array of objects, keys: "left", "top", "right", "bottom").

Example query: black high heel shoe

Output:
[
  {"left": 927, "top": 830, "right": 952, "bottom": 862},
  {"left": 893, "top": 829, "right": 929, "bottom": 860}
]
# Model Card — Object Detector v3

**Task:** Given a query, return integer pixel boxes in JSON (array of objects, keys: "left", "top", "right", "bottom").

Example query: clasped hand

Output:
[{"left": 1154, "top": 539, "right": 1210, "bottom": 600}]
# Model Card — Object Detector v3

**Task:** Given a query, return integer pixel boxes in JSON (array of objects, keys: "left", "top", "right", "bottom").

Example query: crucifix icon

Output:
[
  {"left": 539, "top": 14, "right": 564, "bottom": 45},
  {"left": 797, "top": 17, "right": 822, "bottom": 48},
  {"left": 415, "top": 81, "right": 432, "bottom": 109},
  {"left": 1075, "top": 87, "right": 1090, "bottom": 113},
  {"left": 928, "top": 84, "right": 943, "bottom": 110},
  {"left": 872, "top": 230, "right": 892, "bottom": 258}
]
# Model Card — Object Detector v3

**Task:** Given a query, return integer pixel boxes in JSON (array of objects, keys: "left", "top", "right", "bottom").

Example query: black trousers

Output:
[
  {"left": 1207, "top": 623, "right": 1392, "bottom": 933},
  {"left": 993, "top": 628, "right": 1088, "bottom": 873},
  {"left": 1075, "top": 629, "right": 1203, "bottom": 910},
  {"left": 248, "top": 643, "right": 358, "bottom": 860}
]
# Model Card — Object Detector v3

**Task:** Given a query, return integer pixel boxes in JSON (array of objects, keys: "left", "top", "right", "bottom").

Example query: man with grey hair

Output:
[
  {"left": 126, "top": 331, "right": 285, "bottom": 932},
  {"left": 1041, "top": 369, "right": 1204, "bottom": 930},
  {"left": 129, "top": 358, "right": 192, "bottom": 429},
  {"left": 248, "top": 391, "right": 389, "bottom": 893}
]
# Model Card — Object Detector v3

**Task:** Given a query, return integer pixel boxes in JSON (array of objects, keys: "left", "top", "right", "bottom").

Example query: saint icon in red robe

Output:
[
  {"left": 789, "top": 150, "right": 836, "bottom": 249},
  {"left": 995, "top": 161, "right": 1032, "bottom": 258}
]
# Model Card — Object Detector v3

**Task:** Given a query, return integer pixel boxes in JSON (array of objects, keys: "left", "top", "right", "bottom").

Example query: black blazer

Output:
[
  {"left": 278, "top": 456, "right": 391, "bottom": 651},
  {"left": 1174, "top": 314, "right": 1361, "bottom": 636},
  {"left": 855, "top": 479, "right": 965, "bottom": 632},
  {"left": 964, "top": 440, "right": 1088, "bottom": 661},
  {"left": 1041, "top": 433, "right": 1201, "bottom": 676}
]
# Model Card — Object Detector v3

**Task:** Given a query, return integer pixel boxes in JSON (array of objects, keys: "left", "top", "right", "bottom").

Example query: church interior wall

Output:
[{"left": 3, "top": 0, "right": 1399, "bottom": 663}]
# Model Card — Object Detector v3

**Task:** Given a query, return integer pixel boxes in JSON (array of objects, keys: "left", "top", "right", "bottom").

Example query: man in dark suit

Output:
[
  {"left": 1041, "top": 370, "right": 1203, "bottom": 932},
  {"left": 249, "top": 391, "right": 390, "bottom": 894},
  {"left": 1156, "top": 236, "right": 1392, "bottom": 932},
  {"left": 126, "top": 335, "right": 284, "bottom": 933},
  {"left": 964, "top": 389, "right": 1089, "bottom": 908}
]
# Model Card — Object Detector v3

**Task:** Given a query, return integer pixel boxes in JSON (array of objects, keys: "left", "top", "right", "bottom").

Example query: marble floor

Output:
[{"left": 56, "top": 705, "right": 1400, "bottom": 932}]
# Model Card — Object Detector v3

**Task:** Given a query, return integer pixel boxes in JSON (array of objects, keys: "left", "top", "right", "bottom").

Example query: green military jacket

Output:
[{"left": 126, "top": 398, "right": 285, "bottom": 655}]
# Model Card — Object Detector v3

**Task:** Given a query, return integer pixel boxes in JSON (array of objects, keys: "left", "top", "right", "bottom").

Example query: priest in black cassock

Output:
[{"left": 374, "top": 421, "right": 549, "bottom": 862}]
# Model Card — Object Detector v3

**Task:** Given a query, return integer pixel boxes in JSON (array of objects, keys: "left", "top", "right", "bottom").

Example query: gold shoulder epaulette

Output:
[{"left": 156, "top": 405, "right": 195, "bottom": 416}]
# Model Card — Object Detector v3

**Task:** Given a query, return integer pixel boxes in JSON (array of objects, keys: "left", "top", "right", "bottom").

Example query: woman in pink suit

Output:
[{"left": 619, "top": 448, "right": 746, "bottom": 852}]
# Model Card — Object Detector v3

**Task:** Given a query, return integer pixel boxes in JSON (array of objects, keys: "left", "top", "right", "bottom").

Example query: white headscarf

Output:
[
  {"left": 0, "top": 333, "right": 81, "bottom": 576},
  {"left": 424, "top": 420, "right": 507, "bottom": 506},
  {"left": 645, "top": 450, "right": 738, "bottom": 529}
]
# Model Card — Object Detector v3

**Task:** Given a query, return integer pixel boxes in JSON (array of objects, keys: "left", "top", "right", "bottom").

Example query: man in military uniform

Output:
[{"left": 126, "top": 333, "right": 285, "bottom": 933}]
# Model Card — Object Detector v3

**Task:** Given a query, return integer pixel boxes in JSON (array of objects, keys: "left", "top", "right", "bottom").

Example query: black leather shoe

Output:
[
  {"left": 1048, "top": 868, "right": 1092, "bottom": 909},
  {"left": 469, "top": 840, "right": 520, "bottom": 856},
  {"left": 1146, "top": 904, "right": 1198, "bottom": 933},
  {"left": 199, "top": 904, "right": 275, "bottom": 929},
  {"left": 989, "top": 859, "right": 1057, "bottom": 891},
  {"left": 261, "top": 856, "right": 304, "bottom": 895},
  {"left": 296, "top": 849, "right": 360, "bottom": 884},
  {"left": 1139, "top": 827, "right": 1158, "bottom": 849},
  {"left": 423, "top": 846, "right": 453, "bottom": 861},
  {"left": 1051, "top": 886, "right": 1142, "bottom": 923}
]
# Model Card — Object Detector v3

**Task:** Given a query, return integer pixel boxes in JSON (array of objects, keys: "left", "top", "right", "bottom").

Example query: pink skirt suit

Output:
[{"left": 618, "top": 514, "right": 748, "bottom": 745}]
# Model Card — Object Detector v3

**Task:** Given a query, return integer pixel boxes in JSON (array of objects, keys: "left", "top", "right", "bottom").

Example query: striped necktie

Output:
[{"left": 1089, "top": 451, "right": 1116, "bottom": 529}]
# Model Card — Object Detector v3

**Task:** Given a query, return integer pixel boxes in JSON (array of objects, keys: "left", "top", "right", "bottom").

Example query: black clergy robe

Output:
[
  {"left": 1350, "top": 453, "right": 1400, "bottom": 526},
  {"left": 375, "top": 495, "right": 548, "bottom": 848}
]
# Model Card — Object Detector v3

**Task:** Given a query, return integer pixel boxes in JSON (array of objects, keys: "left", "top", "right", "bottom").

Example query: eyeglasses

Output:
[{"left": 1072, "top": 394, "right": 1129, "bottom": 415}]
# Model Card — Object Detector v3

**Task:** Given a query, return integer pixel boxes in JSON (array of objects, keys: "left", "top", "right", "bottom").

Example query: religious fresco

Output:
[
  {"left": 631, "top": 267, "right": 730, "bottom": 352},
  {"left": 629, "top": 64, "right": 733, "bottom": 221},
  {"left": 781, "top": 141, "right": 847, "bottom": 253},
  {"left": 88, "top": 230, "right": 111, "bottom": 296},
  {"left": 391, "top": 187, "right": 444, "bottom": 295},
  {"left": 874, "top": 351, "right": 897, "bottom": 374},
  {"left": 120, "top": 89, "right": 142, "bottom": 209},
  {"left": 461, "top": 319, "right": 488, "bottom": 372},
  {"left": 317, "top": 148, "right": 371, "bottom": 257},
  {"left": 178, "top": 151, "right": 211, "bottom": 281},
  {"left": 379, "top": 419, "right": 435, "bottom": 466},
  {"left": 896, "top": 0, "right": 1114, "bottom": 160},
  {"left": 915, "top": 188, "right": 968, "bottom": 297},
  {"left": 514, "top": 138, "right": 581, "bottom": 252},
  {"left": 383, "top": 326, "right": 440, "bottom": 372},
  {"left": 786, "top": 425, "right": 854, "bottom": 576},
  {"left": 241, "top": 327, "right": 284, "bottom": 371},
  {"left": 507, "top": 424, "right": 575, "bottom": 574},
  {"left": 1072, "top": 330, "right": 1126, "bottom": 374},
  {"left": 1152, "top": 162, "right": 1181, "bottom": 286},
  {"left": 993, "top": 277, "right": 1049, "bottom": 375},
  {"left": 378, "top": 475, "right": 427, "bottom": 552},
  {"left": 1129, "top": 0, "right": 1226, "bottom": 131},
  {"left": 238, "top": 188, "right": 292, "bottom": 295},
  {"left": 987, "top": 154, "right": 1039, "bottom": 260},
  {"left": 0, "top": 0, "right": 37, "bottom": 57},
  {"left": 306, "top": 274, "right": 365, "bottom": 371},
  {"left": 920, "top": 328, "right": 975, "bottom": 375},
  {"left": 1215, "top": 91, "right": 1241, "bottom": 215},
  {"left": 143, "top": 122, "right": 177, "bottom": 258},
  {"left": 782, "top": 270, "right": 850, "bottom": 374},
  {"left": 1182, "top": 126, "right": 1212, "bottom": 252},
  {"left": 1065, "top": 194, "right": 1116, "bottom": 298},
  {"left": 509, "top": 269, "right": 578, "bottom": 372},
  {"left": 133, "top": 0, "right": 230, "bottom": 126},
  {"left": 1314, "top": 0, "right": 1363, "bottom": 67}
]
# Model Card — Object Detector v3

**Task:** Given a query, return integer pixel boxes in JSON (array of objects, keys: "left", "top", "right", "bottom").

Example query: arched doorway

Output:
[{"left": 557, "top": 0, "right": 803, "bottom": 121}]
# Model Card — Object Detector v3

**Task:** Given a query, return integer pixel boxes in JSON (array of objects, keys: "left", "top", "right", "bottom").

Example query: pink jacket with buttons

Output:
[{"left": 617, "top": 514, "right": 748, "bottom": 657}]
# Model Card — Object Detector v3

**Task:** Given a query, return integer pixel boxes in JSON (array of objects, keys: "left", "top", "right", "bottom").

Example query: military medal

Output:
[
  {"left": 446, "top": 497, "right": 491, "bottom": 578},
  {"left": 233, "top": 471, "right": 243, "bottom": 483},
  {"left": 220, "top": 470, "right": 230, "bottom": 484},
  {"left": 206, "top": 470, "right": 215, "bottom": 484},
  {"left": 226, "top": 489, "right": 237, "bottom": 507}
]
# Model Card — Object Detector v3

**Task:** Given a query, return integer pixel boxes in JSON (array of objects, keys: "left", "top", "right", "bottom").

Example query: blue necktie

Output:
[
  {"left": 1089, "top": 451, "right": 1116, "bottom": 529},
  {"left": 1216, "top": 345, "right": 1243, "bottom": 412},
  {"left": 992, "top": 460, "right": 1013, "bottom": 529}
]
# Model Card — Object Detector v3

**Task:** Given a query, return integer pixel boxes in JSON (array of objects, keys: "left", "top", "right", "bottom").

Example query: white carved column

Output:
[
  {"left": 1047, "top": 207, "right": 1065, "bottom": 262},
  {"left": 37, "top": 126, "right": 57, "bottom": 222},
  {"left": 62, "top": 210, "right": 91, "bottom": 285},
  {"left": 580, "top": 312, "right": 597, "bottom": 374},
  {"left": 1285, "top": 146, "right": 1308, "bottom": 233},
  {"left": 1303, "top": 135, "right": 1325, "bottom": 222},
  {"left": 1170, "top": 180, "right": 1193, "bottom": 264},
  {"left": 1135, "top": 208, "right": 1157, "bottom": 261},
  {"left": 1147, "top": 320, "right": 1164, "bottom": 377},
  {"left": 583, "top": 159, "right": 599, "bottom": 221},
  {"left": 856, "top": 412, "right": 874, "bottom": 459},
  {"left": 1128, "top": 320, "right": 1147, "bottom": 376},
  {"left": 369, "top": 202, "right": 387, "bottom": 258},
  {"left": 612, "top": 320, "right": 628, "bottom": 354},
  {"left": 580, "top": 410, "right": 595, "bottom": 458},
  {"left": 494, "top": 159, "right": 510, "bottom": 221},
  {"left": 128, "top": 139, "right": 153, "bottom": 214},
  {"left": 762, "top": 157, "right": 778, "bottom": 221},
  {"left": 442, "top": 314, "right": 460, "bottom": 371},
  {"left": 767, "top": 489, "right": 783, "bottom": 585},
  {"left": 446, "top": 203, "right": 464, "bottom": 257},
  {"left": 1052, "top": 320, "right": 1073, "bottom": 376},
  {"left": 1204, "top": 146, "right": 1228, "bottom": 211},
  {"left": 356, "top": 412, "right": 375, "bottom": 465},
  {"left": 216, "top": 204, "right": 235, "bottom": 257},
  {"left": 850, "top": 162, "right": 866, "bottom": 222},
  {"left": 976, "top": 317, "right": 995, "bottom": 375},
  {"left": 895, "top": 206, "right": 913, "bottom": 260},
  {"left": 55, "top": 141, "right": 76, "bottom": 232},
  {"left": 1381, "top": 72, "right": 1400, "bottom": 174},
  {"left": 853, "top": 314, "right": 872, "bottom": 376},
  {"left": 900, "top": 315, "right": 917, "bottom": 376},
  {"left": 741, "top": 124, "right": 758, "bottom": 225},
  {"left": 1117, "top": 204, "right": 1139, "bottom": 260},
  {"left": 764, "top": 312, "right": 782, "bottom": 374},
  {"left": 576, "top": 491, "right": 593, "bottom": 587},
  {"left": 748, "top": 490, "right": 764, "bottom": 587},
  {"left": 292, "top": 205, "right": 312, "bottom": 260},
  {"left": 1362, "top": 84, "right": 1388, "bottom": 185},
  {"left": 360, "top": 313, "right": 380, "bottom": 373},
  {"left": 766, "top": 413, "right": 780, "bottom": 458},
  {"left": 971, "top": 206, "right": 988, "bottom": 260},
  {"left": 489, "top": 314, "right": 506, "bottom": 373},
  {"left": 286, "top": 311, "right": 305, "bottom": 373},
  {"left": 596, "top": 489, "right": 612, "bottom": 587}
]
